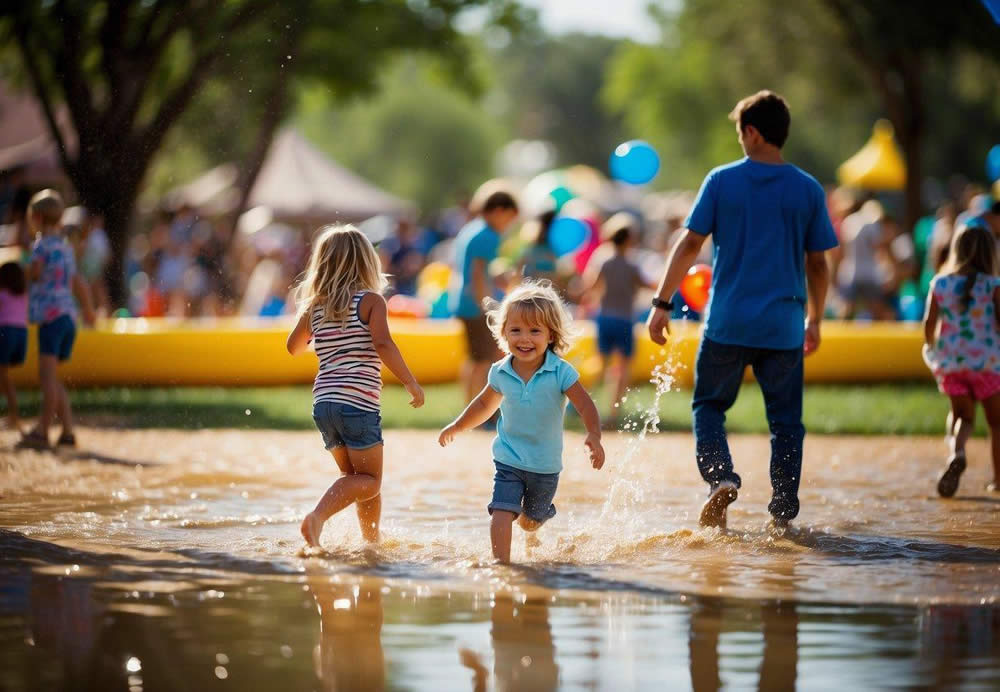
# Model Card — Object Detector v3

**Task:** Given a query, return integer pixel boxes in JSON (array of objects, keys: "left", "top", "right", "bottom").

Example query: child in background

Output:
[
  {"left": 0, "top": 261, "right": 28, "bottom": 431},
  {"left": 578, "top": 213, "right": 653, "bottom": 419},
  {"left": 18, "top": 190, "right": 95, "bottom": 450},
  {"left": 517, "top": 209, "right": 558, "bottom": 283},
  {"left": 449, "top": 184, "right": 519, "bottom": 406},
  {"left": 922, "top": 222, "right": 1000, "bottom": 496},
  {"left": 287, "top": 224, "right": 425, "bottom": 548},
  {"left": 438, "top": 280, "right": 605, "bottom": 564}
]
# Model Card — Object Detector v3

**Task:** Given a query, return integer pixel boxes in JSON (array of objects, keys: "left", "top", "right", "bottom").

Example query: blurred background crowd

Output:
[{"left": 1, "top": 0, "right": 999, "bottom": 325}]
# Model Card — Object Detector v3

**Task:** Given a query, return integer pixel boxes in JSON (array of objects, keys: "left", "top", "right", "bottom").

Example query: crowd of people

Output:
[{"left": 1, "top": 173, "right": 999, "bottom": 330}]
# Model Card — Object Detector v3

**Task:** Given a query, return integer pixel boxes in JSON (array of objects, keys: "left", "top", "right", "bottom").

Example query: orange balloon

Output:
[{"left": 679, "top": 264, "right": 712, "bottom": 313}]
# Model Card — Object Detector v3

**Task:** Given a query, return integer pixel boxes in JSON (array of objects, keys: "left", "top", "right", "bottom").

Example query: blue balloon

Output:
[
  {"left": 987, "top": 144, "right": 1000, "bottom": 183},
  {"left": 549, "top": 216, "right": 589, "bottom": 256},
  {"left": 610, "top": 140, "right": 661, "bottom": 185}
]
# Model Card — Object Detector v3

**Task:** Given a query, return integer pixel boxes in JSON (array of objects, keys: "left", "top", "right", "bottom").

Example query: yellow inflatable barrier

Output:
[{"left": 8, "top": 318, "right": 930, "bottom": 388}]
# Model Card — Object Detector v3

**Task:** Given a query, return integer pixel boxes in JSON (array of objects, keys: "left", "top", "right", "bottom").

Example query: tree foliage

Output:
[
  {"left": 0, "top": 0, "right": 524, "bottom": 303},
  {"left": 605, "top": 0, "right": 1000, "bottom": 227}
]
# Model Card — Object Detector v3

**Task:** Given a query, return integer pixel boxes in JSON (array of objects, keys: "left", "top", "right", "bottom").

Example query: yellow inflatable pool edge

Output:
[{"left": 9, "top": 318, "right": 931, "bottom": 388}]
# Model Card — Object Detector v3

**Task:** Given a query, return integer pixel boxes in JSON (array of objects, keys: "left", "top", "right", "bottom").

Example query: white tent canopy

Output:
[{"left": 168, "top": 128, "right": 415, "bottom": 220}]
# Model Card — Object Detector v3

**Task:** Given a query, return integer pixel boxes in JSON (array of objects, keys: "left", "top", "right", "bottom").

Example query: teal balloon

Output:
[
  {"left": 549, "top": 216, "right": 589, "bottom": 256},
  {"left": 548, "top": 185, "right": 575, "bottom": 212},
  {"left": 610, "top": 140, "right": 660, "bottom": 185},
  {"left": 429, "top": 291, "right": 451, "bottom": 319},
  {"left": 900, "top": 295, "right": 923, "bottom": 322},
  {"left": 987, "top": 144, "right": 1000, "bottom": 182}
]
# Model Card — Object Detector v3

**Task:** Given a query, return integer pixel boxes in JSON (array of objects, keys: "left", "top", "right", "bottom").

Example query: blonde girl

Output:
[
  {"left": 922, "top": 221, "right": 1000, "bottom": 497},
  {"left": 288, "top": 224, "right": 424, "bottom": 547},
  {"left": 438, "top": 280, "right": 605, "bottom": 563}
]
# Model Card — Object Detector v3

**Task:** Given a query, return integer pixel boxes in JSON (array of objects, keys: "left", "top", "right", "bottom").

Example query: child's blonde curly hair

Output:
[{"left": 485, "top": 279, "right": 579, "bottom": 356}]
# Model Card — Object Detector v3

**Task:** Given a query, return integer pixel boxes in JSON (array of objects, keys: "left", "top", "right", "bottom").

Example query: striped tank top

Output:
[{"left": 311, "top": 292, "right": 382, "bottom": 411}]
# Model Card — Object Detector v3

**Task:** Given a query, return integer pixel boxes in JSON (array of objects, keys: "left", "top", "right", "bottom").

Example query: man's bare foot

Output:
[
  {"left": 699, "top": 482, "right": 738, "bottom": 529},
  {"left": 300, "top": 512, "right": 324, "bottom": 547}
]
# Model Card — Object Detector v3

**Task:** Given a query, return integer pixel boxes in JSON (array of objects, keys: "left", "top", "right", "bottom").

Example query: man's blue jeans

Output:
[{"left": 692, "top": 337, "right": 805, "bottom": 521}]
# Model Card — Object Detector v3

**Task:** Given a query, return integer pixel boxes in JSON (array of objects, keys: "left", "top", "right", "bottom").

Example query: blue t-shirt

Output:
[
  {"left": 488, "top": 350, "right": 579, "bottom": 474},
  {"left": 449, "top": 219, "right": 501, "bottom": 318},
  {"left": 685, "top": 158, "right": 838, "bottom": 349}
]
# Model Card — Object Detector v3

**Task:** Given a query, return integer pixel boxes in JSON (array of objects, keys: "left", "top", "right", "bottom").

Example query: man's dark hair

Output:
[
  {"left": 729, "top": 90, "right": 791, "bottom": 148},
  {"left": 481, "top": 190, "right": 518, "bottom": 214}
]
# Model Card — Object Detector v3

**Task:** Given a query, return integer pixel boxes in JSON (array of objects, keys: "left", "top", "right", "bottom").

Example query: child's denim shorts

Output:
[
  {"left": 0, "top": 326, "right": 27, "bottom": 366},
  {"left": 38, "top": 314, "right": 76, "bottom": 361},
  {"left": 312, "top": 401, "right": 383, "bottom": 451},
  {"left": 488, "top": 461, "right": 559, "bottom": 524}
]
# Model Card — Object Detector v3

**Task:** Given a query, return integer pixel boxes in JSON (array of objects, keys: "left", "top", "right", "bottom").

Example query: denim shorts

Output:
[
  {"left": 596, "top": 315, "right": 635, "bottom": 357},
  {"left": 488, "top": 461, "right": 559, "bottom": 524},
  {"left": 38, "top": 314, "right": 76, "bottom": 361},
  {"left": 312, "top": 401, "right": 383, "bottom": 450},
  {"left": 0, "top": 326, "right": 27, "bottom": 366}
]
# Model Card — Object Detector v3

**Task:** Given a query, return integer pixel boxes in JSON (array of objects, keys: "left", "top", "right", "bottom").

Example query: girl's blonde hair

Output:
[
  {"left": 485, "top": 279, "right": 578, "bottom": 355},
  {"left": 294, "top": 224, "right": 388, "bottom": 322},
  {"left": 942, "top": 222, "right": 998, "bottom": 311}
]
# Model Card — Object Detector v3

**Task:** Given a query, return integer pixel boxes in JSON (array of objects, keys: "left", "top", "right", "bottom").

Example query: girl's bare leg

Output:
[
  {"left": 0, "top": 366, "right": 19, "bottom": 430},
  {"left": 939, "top": 395, "right": 975, "bottom": 497},
  {"left": 490, "top": 510, "right": 515, "bottom": 564},
  {"left": 982, "top": 394, "right": 1000, "bottom": 487},
  {"left": 949, "top": 395, "right": 975, "bottom": 458},
  {"left": 301, "top": 444, "right": 382, "bottom": 547}
]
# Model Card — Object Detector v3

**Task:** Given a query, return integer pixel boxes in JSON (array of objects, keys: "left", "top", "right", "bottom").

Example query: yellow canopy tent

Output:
[{"left": 837, "top": 120, "right": 906, "bottom": 190}]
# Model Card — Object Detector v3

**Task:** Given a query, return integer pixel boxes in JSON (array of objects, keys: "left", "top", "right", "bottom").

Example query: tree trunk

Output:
[
  {"left": 74, "top": 169, "right": 143, "bottom": 310},
  {"left": 229, "top": 22, "right": 301, "bottom": 239}
]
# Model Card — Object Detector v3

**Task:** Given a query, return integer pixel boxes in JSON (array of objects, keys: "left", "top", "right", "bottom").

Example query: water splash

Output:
[{"left": 600, "top": 347, "right": 680, "bottom": 526}]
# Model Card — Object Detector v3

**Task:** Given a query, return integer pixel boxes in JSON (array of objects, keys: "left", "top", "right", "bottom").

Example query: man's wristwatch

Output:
[{"left": 651, "top": 297, "right": 674, "bottom": 311}]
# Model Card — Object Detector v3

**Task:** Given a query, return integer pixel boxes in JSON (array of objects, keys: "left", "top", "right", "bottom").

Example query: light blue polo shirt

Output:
[{"left": 488, "top": 350, "right": 579, "bottom": 474}]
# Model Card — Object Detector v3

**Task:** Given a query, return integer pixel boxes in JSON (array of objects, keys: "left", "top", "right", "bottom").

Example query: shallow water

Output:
[{"left": 2, "top": 427, "right": 1000, "bottom": 689}]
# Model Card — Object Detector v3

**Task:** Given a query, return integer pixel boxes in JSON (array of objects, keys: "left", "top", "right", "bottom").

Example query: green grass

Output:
[{"left": 5, "top": 381, "right": 981, "bottom": 436}]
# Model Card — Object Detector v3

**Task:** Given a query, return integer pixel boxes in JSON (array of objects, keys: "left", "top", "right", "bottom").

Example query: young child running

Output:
[
  {"left": 18, "top": 190, "right": 96, "bottom": 450},
  {"left": 0, "top": 261, "right": 28, "bottom": 431},
  {"left": 922, "top": 221, "right": 1000, "bottom": 497},
  {"left": 578, "top": 212, "right": 654, "bottom": 421},
  {"left": 438, "top": 280, "right": 605, "bottom": 564},
  {"left": 287, "top": 224, "right": 425, "bottom": 547}
]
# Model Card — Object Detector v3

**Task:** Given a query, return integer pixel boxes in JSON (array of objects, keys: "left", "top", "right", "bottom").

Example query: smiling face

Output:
[{"left": 502, "top": 308, "right": 552, "bottom": 365}]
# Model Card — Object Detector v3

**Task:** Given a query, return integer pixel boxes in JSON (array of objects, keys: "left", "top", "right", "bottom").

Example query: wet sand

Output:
[
  {"left": 2, "top": 428, "right": 999, "bottom": 689},
  {"left": 1, "top": 427, "right": 998, "bottom": 604}
]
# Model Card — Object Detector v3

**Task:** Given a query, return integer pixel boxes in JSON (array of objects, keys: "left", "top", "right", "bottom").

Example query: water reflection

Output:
[
  {"left": 307, "top": 574, "right": 386, "bottom": 691},
  {"left": 0, "top": 534, "right": 999, "bottom": 690},
  {"left": 688, "top": 597, "right": 798, "bottom": 692},
  {"left": 491, "top": 594, "right": 559, "bottom": 691}
]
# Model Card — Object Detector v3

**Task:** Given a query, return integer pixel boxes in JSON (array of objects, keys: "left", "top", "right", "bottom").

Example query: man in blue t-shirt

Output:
[
  {"left": 646, "top": 90, "right": 839, "bottom": 530},
  {"left": 449, "top": 187, "right": 519, "bottom": 404}
]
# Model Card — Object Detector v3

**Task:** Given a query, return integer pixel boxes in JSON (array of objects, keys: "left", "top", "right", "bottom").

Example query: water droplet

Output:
[
  {"left": 215, "top": 666, "right": 228, "bottom": 679},
  {"left": 126, "top": 657, "right": 142, "bottom": 673},
  {"left": 245, "top": 409, "right": 251, "bottom": 416}
]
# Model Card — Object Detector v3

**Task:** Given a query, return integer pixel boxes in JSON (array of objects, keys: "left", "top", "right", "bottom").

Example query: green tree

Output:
[
  {"left": 605, "top": 0, "right": 1000, "bottom": 229},
  {"left": 495, "top": 30, "right": 627, "bottom": 170},
  {"left": 0, "top": 0, "right": 524, "bottom": 304},
  {"left": 295, "top": 54, "right": 506, "bottom": 214}
]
